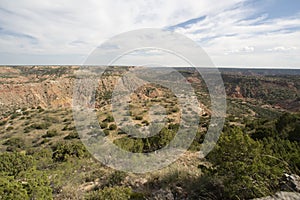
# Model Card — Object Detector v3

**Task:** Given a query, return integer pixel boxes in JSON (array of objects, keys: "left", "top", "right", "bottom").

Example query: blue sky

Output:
[{"left": 0, "top": 0, "right": 299, "bottom": 68}]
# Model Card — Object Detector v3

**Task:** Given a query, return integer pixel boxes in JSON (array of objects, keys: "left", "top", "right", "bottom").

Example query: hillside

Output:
[
  {"left": 0, "top": 66, "right": 300, "bottom": 199},
  {"left": 1, "top": 66, "right": 300, "bottom": 116}
]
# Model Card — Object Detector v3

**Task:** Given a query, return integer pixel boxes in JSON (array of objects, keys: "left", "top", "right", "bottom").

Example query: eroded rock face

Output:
[
  {"left": 0, "top": 66, "right": 132, "bottom": 115},
  {"left": 0, "top": 78, "right": 73, "bottom": 110},
  {"left": 0, "top": 66, "right": 210, "bottom": 116},
  {"left": 281, "top": 174, "right": 300, "bottom": 192},
  {"left": 253, "top": 192, "right": 300, "bottom": 200},
  {"left": 0, "top": 66, "right": 76, "bottom": 115}
]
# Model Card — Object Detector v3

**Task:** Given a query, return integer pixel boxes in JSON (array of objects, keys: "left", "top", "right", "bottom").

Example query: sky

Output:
[{"left": 0, "top": 0, "right": 299, "bottom": 68}]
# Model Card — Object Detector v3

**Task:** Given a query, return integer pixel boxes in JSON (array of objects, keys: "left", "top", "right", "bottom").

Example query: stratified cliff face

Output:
[
  {"left": 222, "top": 73, "right": 300, "bottom": 111},
  {"left": 0, "top": 66, "right": 76, "bottom": 115},
  {"left": 0, "top": 66, "right": 157, "bottom": 115},
  {"left": 1, "top": 66, "right": 300, "bottom": 117}
]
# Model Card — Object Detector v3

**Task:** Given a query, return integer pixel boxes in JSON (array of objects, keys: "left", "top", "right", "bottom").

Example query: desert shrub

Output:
[
  {"left": 23, "top": 121, "right": 30, "bottom": 126},
  {"left": 288, "top": 124, "right": 300, "bottom": 142},
  {"left": 168, "top": 123, "right": 180, "bottom": 130},
  {"left": 40, "top": 138, "right": 51, "bottom": 144},
  {"left": 10, "top": 113, "right": 20, "bottom": 119},
  {"left": 250, "top": 126, "right": 276, "bottom": 140},
  {"left": 6, "top": 126, "right": 14, "bottom": 131},
  {"left": 31, "top": 122, "right": 51, "bottom": 130},
  {"left": 167, "top": 118, "right": 175, "bottom": 123},
  {"left": 135, "top": 124, "right": 142, "bottom": 128},
  {"left": 0, "top": 152, "right": 35, "bottom": 176},
  {"left": 100, "top": 122, "right": 108, "bottom": 129},
  {"left": 109, "top": 124, "right": 117, "bottom": 130},
  {"left": 3, "top": 137, "right": 25, "bottom": 151},
  {"left": 0, "top": 175, "right": 29, "bottom": 200},
  {"left": 106, "top": 171, "right": 127, "bottom": 187},
  {"left": 135, "top": 116, "right": 143, "bottom": 120},
  {"left": 275, "top": 113, "right": 300, "bottom": 141},
  {"left": 85, "top": 169, "right": 105, "bottom": 182},
  {"left": 103, "top": 129, "right": 110, "bottom": 136},
  {"left": 101, "top": 91, "right": 112, "bottom": 100},
  {"left": 42, "top": 129, "right": 59, "bottom": 138},
  {"left": 188, "top": 131, "right": 205, "bottom": 151},
  {"left": 0, "top": 120, "right": 7, "bottom": 126},
  {"left": 171, "top": 107, "right": 179, "bottom": 113},
  {"left": 64, "top": 131, "right": 80, "bottom": 140},
  {"left": 114, "top": 137, "right": 144, "bottom": 153},
  {"left": 23, "top": 111, "right": 30, "bottom": 115},
  {"left": 43, "top": 116, "right": 59, "bottom": 123},
  {"left": 52, "top": 141, "right": 90, "bottom": 162},
  {"left": 86, "top": 186, "right": 132, "bottom": 200},
  {"left": 62, "top": 125, "right": 76, "bottom": 131},
  {"left": 261, "top": 137, "right": 300, "bottom": 174},
  {"left": 104, "top": 115, "right": 114, "bottom": 122},
  {"left": 206, "top": 127, "right": 285, "bottom": 199},
  {"left": 141, "top": 120, "right": 149, "bottom": 126},
  {"left": 0, "top": 168, "right": 52, "bottom": 200},
  {"left": 28, "top": 148, "right": 53, "bottom": 170},
  {"left": 18, "top": 169, "right": 53, "bottom": 200},
  {"left": 188, "top": 174, "right": 225, "bottom": 200}
]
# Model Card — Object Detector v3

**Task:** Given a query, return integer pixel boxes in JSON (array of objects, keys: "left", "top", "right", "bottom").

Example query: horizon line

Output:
[{"left": 0, "top": 64, "right": 299, "bottom": 70}]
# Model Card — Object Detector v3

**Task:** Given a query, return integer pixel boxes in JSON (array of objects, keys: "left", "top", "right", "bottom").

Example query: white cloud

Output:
[
  {"left": 173, "top": 3, "right": 300, "bottom": 68},
  {"left": 0, "top": 0, "right": 244, "bottom": 55},
  {"left": 266, "top": 46, "right": 298, "bottom": 52},
  {"left": 0, "top": 0, "right": 299, "bottom": 67},
  {"left": 225, "top": 46, "right": 255, "bottom": 55}
]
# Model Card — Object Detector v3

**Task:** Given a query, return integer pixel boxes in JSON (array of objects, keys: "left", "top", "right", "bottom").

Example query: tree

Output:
[
  {"left": 52, "top": 141, "right": 90, "bottom": 162},
  {"left": 18, "top": 169, "right": 53, "bottom": 200},
  {"left": 0, "top": 174, "right": 29, "bottom": 200},
  {"left": 0, "top": 152, "right": 35, "bottom": 176},
  {"left": 207, "top": 127, "right": 284, "bottom": 199}
]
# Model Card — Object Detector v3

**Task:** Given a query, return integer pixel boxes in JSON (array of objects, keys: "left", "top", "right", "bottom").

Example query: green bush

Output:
[
  {"left": 103, "top": 129, "right": 110, "bottom": 136},
  {"left": 52, "top": 141, "right": 90, "bottom": 162},
  {"left": 0, "top": 170, "right": 52, "bottom": 200},
  {"left": 0, "top": 152, "right": 35, "bottom": 176},
  {"left": 86, "top": 186, "right": 132, "bottom": 200},
  {"left": 171, "top": 107, "right": 179, "bottom": 113},
  {"left": 135, "top": 116, "right": 143, "bottom": 120},
  {"left": 3, "top": 138, "right": 25, "bottom": 151},
  {"left": 106, "top": 171, "right": 127, "bottom": 187},
  {"left": 114, "top": 137, "right": 144, "bottom": 153},
  {"left": 42, "top": 129, "right": 59, "bottom": 138},
  {"left": 206, "top": 127, "right": 284, "bottom": 199},
  {"left": 64, "top": 131, "right": 80, "bottom": 140},
  {"left": 141, "top": 120, "right": 149, "bottom": 126},
  {"left": 109, "top": 124, "right": 117, "bottom": 130},
  {"left": 31, "top": 122, "right": 51, "bottom": 130},
  {"left": 18, "top": 169, "right": 53, "bottom": 200},
  {"left": 104, "top": 115, "right": 114, "bottom": 123},
  {"left": 85, "top": 169, "right": 105, "bottom": 182},
  {"left": 10, "top": 113, "right": 20, "bottom": 119},
  {"left": 100, "top": 122, "right": 108, "bottom": 129},
  {"left": 0, "top": 120, "right": 7, "bottom": 126},
  {"left": 43, "top": 116, "right": 59, "bottom": 123},
  {"left": 6, "top": 126, "right": 14, "bottom": 131},
  {"left": 62, "top": 125, "right": 76, "bottom": 131},
  {"left": 29, "top": 148, "right": 53, "bottom": 170},
  {"left": 0, "top": 175, "right": 29, "bottom": 200},
  {"left": 24, "top": 126, "right": 31, "bottom": 133},
  {"left": 168, "top": 123, "right": 180, "bottom": 130}
]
